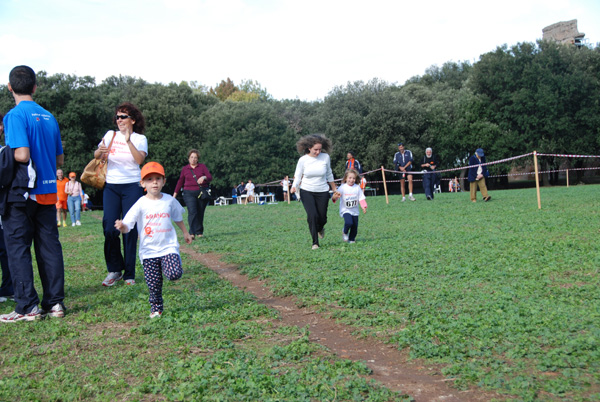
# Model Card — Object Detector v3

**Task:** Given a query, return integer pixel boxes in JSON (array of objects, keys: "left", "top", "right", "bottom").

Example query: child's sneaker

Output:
[
  {"left": 149, "top": 311, "right": 162, "bottom": 319},
  {"left": 102, "top": 272, "right": 123, "bottom": 287},
  {"left": 41, "top": 303, "right": 65, "bottom": 318},
  {"left": 348, "top": 241, "right": 356, "bottom": 244},
  {"left": 342, "top": 232, "right": 349, "bottom": 242},
  {"left": 124, "top": 279, "right": 135, "bottom": 286},
  {"left": 0, "top": 306, "right": 42, "bottom": 322}
]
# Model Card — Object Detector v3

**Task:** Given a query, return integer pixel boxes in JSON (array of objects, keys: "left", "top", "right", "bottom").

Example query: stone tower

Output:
[{"left": 542, "top": 19, "right": 585, "bottom": 46}]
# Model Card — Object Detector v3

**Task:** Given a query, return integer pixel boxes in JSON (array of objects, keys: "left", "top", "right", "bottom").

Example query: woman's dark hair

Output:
[
  {"left": 188, "top": 149, "right": 200, "bottom": 159},
  {"left": 295, "top": 134, "right": 332, "bottom": 155},
  {"left": 114, "top": 102, "right": 146, "bottom": 134}
]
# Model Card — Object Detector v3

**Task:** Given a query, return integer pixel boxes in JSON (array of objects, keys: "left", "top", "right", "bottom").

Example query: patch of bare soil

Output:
[{"left": 181, "top": 247, "right": 508, "bottom": 402}]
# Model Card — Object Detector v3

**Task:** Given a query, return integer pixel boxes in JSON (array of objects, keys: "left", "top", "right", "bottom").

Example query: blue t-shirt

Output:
[{"left": 4, "top": 101, "right": 63, "bottom": 195}]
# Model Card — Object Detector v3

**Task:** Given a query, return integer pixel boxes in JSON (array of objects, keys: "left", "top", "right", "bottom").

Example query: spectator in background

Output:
[
  {"left": 55, "top": 169, "right": 68, "bottom": 227},
  {"left": 65, "top": 172, "right": 83, "bottom": 226},
  {"left": 281, "top": 175, "right": 290, "bottom": 202},
  {"left": 244, "top": 179, "right": 255, "bottom": 203},
  {"left": 236, "top": 182, "right": 245, "bottom": 196},
  {"left": 420, "top": 147, "right": 440, "bottom": 200},
  {"left": 345, "top": 151, "right": 363, "bottom": 174},
  {"left": 468, "top": 148, "right": 491, "bottom": 203},
  {"left": 449, "top": 177, "right": 461, "bottom": 192},
  {"left": 173, "top": 149, "right": 213, "bottom": 239},
  {"left": 393, "top": 142, "right": 415, "bottom": 201}
]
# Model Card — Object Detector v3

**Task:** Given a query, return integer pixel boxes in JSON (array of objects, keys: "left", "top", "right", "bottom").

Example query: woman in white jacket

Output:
[{"left": 291, "top": 134, "right": 337, "bottom": 250}]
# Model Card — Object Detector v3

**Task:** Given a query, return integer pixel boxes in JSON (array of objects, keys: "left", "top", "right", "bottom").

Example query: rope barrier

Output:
[
  {"left": 256, "top": 152, "right": 600, "bottom": 187},
  {"left": 536, "top": 153, "right": 600, "bottom": 158}
]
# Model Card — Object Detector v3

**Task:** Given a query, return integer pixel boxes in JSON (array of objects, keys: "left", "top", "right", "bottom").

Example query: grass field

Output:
[{"left": 1, "top": 185, "right": 599, "bottom": 401}]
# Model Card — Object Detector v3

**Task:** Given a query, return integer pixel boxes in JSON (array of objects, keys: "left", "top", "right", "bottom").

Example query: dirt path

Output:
[{"left": 182, "top": 247, "right": 506, "bottom": 402}]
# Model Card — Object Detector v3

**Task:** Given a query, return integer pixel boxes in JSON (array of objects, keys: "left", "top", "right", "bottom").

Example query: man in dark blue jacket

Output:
[{"left": 468, "top": 148, "right": 491, "bottom": 202}]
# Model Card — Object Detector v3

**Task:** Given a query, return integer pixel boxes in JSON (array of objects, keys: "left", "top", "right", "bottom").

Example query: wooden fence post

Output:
[{"left": 381, "top": 166, "right": 389, "bottom": 204}]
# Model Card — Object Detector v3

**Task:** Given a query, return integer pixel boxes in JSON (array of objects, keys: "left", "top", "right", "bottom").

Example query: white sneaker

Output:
[
  {"left": 149, "top": 311, "right": 162, "bottom": 318},
  {"left": 0, "top": 297, "right": 7, "bottom": 303},
  {"left": 402, "top": 197, "right": 406, "bottom": 202},
  {"left": 342, "top": 232, "right": 349, "bottom": 242},
  {"left": 124, "top": 279, "right": 135, "bottom": 286},
  {"left": 348, "top": 241, "right": 356, "bottom": 244},
  {"left": 311, "top": 244, "right": 319, "bottom": 250},
  {"left": 75, "top": 221, "right": 81, "bottom": 226},
  {"left": 0, "top": 306, "right": 42, "bottom": 322},
  {"left": 72, "top": 223, "right": 76, "bottom": 227},
  {"left": 102, "top": 272, "right": 123, "bottom": 287},
  {"left": 41, "top": 303, "right": 65, "bottom": 318},
  {"left": 409, "top": 195, "right": 416, "bottom": 201}
]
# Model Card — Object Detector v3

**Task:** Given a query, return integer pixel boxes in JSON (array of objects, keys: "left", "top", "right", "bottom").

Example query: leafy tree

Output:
[
  {"left": 198, "top": 101, "right": 298, "bottom": 193},
  {"left": 209, "top": 78, "right": 238, "bottom": 101}
]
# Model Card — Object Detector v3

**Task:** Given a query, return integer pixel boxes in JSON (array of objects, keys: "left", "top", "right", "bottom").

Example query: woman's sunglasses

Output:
[{"left": 115, "top": 115, "right": 131, "bottom": 120}]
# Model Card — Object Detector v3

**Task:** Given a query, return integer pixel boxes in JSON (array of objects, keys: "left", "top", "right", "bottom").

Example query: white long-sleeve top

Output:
[{"left": 291, "top": 153, "right": 334, "bottom": 193}]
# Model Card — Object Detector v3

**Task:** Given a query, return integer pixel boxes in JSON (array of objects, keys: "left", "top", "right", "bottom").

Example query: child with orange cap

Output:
[{"left": 115, "top": 162, "right": 193, "bottom": 318}]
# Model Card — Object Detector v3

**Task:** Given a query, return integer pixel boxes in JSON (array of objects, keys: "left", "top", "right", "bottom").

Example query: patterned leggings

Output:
[{"left": 142, "top": 253, "right": 183, "bottom": 313}]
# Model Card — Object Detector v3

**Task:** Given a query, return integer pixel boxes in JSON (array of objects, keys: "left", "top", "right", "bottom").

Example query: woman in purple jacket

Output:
[{"left": 173, "top": 149, "right": 212, "bottom": 238}]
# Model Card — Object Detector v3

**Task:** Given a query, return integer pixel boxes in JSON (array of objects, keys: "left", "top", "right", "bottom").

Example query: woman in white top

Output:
[
  {"left": 64, "top": 172, "right": 83, "bottom": 226},
  {"left": 94, "top": 102, "right": 148, "bottom": 287},
  {"left": 281, "top": 175, "right": 290, "bottom": 202},
  {"left": 244, "top": 179, "right": 255, "bottom": 203},
  {"left": 291, "top": 134, "right": 337, "bottom": 249}
]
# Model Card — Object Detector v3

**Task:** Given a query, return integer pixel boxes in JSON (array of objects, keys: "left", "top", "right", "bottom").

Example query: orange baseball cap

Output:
[{"left": 141, "top": 162, "right": 165, "bottom": 180}]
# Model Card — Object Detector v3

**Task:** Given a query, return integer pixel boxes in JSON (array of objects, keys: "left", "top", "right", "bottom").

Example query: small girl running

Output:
[
  {"left": 332, "top": 169, "right": 367, "bottom": 243},
  {"left": 115, "top": 162, "right": 193, "bottom": 318}
]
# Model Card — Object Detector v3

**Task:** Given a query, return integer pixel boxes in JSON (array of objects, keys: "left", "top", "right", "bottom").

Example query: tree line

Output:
[{"left": 1, "top": 40, "right": 598, "bottom": 202}]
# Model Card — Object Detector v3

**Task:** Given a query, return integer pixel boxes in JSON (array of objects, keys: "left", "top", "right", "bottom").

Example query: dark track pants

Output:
[
  {"left": 300, "top": 190, "right": 330, "bottom": 246},
  {"left": 103, "top": 182, "right": 143, "bottom": 280},
  {"left": 3, "top": 200, "right": 64, "bottom": 314}
]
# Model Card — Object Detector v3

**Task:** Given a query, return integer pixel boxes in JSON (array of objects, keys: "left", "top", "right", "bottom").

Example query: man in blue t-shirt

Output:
[{"left": 0, "top": 65, "right": 66, "bottom": 323}]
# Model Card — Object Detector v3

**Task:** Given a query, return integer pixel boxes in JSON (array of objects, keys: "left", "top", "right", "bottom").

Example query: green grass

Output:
[
  {"left": 0, "top": 210, "right": 408, "bottom": 401},
  {"left": 195, "top": 186, "right": 600, "bottom": 401},
  {"left": 1, "top": 185, "right": 599, "bottom": 401}
]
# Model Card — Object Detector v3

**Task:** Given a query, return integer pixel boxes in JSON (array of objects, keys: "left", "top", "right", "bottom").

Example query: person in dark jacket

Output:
[
  {"left": 420, "top": 147, "right": 440, "bottom": 200},
  {"left": 173, "top": 149, "right": 212, "bottom": 238},
  {"left": 393, "top": 143, "right": 415, "bottom": 201},
  {"left": 0, "top": 113, "right": 13, "bottom": 304},
  {"left": 468, "top": 148, "right": 491, "bottom": 203}
]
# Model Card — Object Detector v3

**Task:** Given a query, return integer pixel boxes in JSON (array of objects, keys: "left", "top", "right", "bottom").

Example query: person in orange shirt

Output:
[{"left": 56, "top": 169, "right": 68, "bottom": 227}]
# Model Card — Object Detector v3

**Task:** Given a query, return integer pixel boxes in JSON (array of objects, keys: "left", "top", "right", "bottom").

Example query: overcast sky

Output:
[{"left": 1, "top": 0, "right": 598, "bottom": 101}]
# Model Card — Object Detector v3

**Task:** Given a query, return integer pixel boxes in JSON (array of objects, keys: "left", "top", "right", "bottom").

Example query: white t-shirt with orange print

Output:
[{"left": 121, "top": 194, "right": 185, "bottom": 260}]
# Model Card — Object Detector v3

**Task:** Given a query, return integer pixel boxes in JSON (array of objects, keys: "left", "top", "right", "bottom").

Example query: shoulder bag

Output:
[
  {"left": 189, "top": 166, "right": 212, "bottom": 200},
  {"left": 81, "top": 131, "right": 116, "bottom": 189}
]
